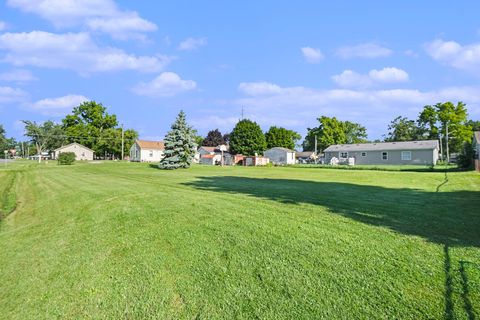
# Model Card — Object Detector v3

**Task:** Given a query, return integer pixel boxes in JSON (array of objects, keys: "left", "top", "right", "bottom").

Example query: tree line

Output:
[{"left": 1, "top": 99, "right": 478, "bottom": 167}]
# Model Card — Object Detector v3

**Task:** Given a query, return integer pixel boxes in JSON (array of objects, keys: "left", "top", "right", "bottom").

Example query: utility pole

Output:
[
  {"left": 445, "top": 121, "right": 450, "bottom": 164},
  {"left": 121, "top": 124, "right": 124, "bottom": 161},
  {"left": 439, "top": 133, "right": 443, "bottom": 161},
  {"left": 314, "top": 135, "right": 318, "bottom": 164}
]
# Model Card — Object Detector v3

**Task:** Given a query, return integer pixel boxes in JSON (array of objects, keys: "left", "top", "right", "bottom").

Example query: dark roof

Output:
[
  {"left": 136, "top": 140, "right": 165, "bottom": 150},
  {"left": 324, "top": 140, "right": 439, "bottom": 152}
]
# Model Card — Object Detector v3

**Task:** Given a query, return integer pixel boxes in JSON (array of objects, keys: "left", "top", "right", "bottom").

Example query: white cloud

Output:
[
  {"left": 178, "top": 37, "right": 207, "bottom": 51},
  {"left": 301, "top": 47, "right": 324, "bottom": 63},
  {"left": 0, "top": 86, "right": 28, "bottom": 104},
  {"left": 238, "top": 82, "right": 282, "bottom": 96},
  {"left": 132, "top": 72, "right": 197, "bottom": 97},
  {"left": 234, "top": 81, "right": 480, "bottom": 138},
  {"left": 0, "top": 31, "right": 171, "bottom": 74},
  {"left": 6, "top": 0, "right": 157, "bottom": 40},
  {"left": 332, "top": 67, "right": 409, "bottom": 88},
  {"left": 368, "top": 67, "right": 409, "bottom": 83},
  {"left": 332, "top": 70, "right": 372, "bottom": 88},
  {"left": 29, "top": 94, "right": 89, "bottom": 115},
  {"left": 335, "top": 42, "right": 393, "bottom": 59},
  {"left": 0, "top": 21, "right": 7, "bottom": 31},
  {"left": 0, "top": 69, "right": 37, "bottom": 83},
  {"left": 425, "top": 38, "right": 480, "bottom": 73}
]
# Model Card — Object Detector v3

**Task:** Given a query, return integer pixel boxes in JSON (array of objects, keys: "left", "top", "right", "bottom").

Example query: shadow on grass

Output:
[
  {"left": 185, "top": 176, "right": 480, "bottom": 319},
  {"left": 184, "top": 176, "right": 480, "bottom": 247}
]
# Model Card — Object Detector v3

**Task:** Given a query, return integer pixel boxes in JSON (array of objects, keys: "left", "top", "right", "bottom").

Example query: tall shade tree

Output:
[
  {"left": 229, "top": 119, "right": 267, "bottom": 155},
  {"left": 343, "top": 121, "right": 368, "bottom": 144},
  {"left": 62, "top": 101, "right": 137, "bottom": 158},
  {"left": 265, "top": 126, "right": 301, "bottom": 149},
  {"left": 303, "top": 116, "right": 367, "bottom": 152},
  {"left": 418, "top": 102, "right": 472, "bottom": 157},
  {"left": 23, "top": 120, "right": 65, "bottom": 162},
  {"left": 203, "top": 129, "right": 225, "bottom": 147},
  {"left": 418, "top": 105, "right": 439, "bottom": 140},
  {"left": 384, "top": 116, "right": 420, "bottom": 142},
  {"left": 159, "top": 111, "right": 197, "bottom": 169}
]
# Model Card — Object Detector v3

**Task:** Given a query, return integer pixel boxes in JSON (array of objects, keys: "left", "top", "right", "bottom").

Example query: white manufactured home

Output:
[
  {"left": 53, "top": 143, "right": 94, "bottom": 161},
  {"left": 324, "top": 140, "right": 439, "bottom": 165},
  {"left": 130, "top": 140, "right": 165, "bottom": 162}
]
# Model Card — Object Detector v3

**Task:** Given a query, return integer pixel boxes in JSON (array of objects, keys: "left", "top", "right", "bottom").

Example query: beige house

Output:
[
  {"left": 130, "top": 140, "right": 165, "bottom": 162},
  {"left": 53, "top": 143, "right": 94, "bottom": 161}
]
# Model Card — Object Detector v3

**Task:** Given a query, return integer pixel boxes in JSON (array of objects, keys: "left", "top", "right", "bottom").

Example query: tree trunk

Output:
[{"left": 36, "top": 143, "right": 42, "bottom": 163}]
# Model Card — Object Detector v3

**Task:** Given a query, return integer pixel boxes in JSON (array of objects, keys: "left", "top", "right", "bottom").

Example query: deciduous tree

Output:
[
  {"left": 23, "top": 120, "right": 65, "bottom": 162},
  {"left": 265, "top": 126, "right": 301, "bottom": 149},
  {"left": 203, "top": 129, "right": 225, "bottom": 146},
  {"left": 229, "top": 119, "right": 267, "bottom": 155}
]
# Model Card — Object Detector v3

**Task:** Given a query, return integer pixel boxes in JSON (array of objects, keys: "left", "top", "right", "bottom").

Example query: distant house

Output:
[
  {"left": 198, "top": 145, "right": 230, "bottom": 165},
  {"left": 53, "top": 143, "right": 94, "bottom": 161},
  {"left": 130, "top": 140, "right": 165, "bottom": 162},
  {"left": 296, "top": 151, "right": 317, "bottom": 164},
  {"left": 264, "top": 147, "right": 296, "bottom": 165},
  {"left": 324, "top": 140, "right": 439, "bottom": 165}
]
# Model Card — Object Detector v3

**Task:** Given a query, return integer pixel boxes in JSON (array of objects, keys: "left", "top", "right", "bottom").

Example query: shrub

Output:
[
  {"left": 457, "top": 142, "right": 474, "bottom": 169},
  {"left": 58, "top": 152, "right": 76, "bottom": 165}
]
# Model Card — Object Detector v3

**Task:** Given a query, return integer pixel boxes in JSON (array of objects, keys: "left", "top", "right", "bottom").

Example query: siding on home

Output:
[
  {"left": 53, "top": 143, "right": 94, "bottom": 161},
  {"left": 130, "top": 140, "right": 165, "bottom": 162},
  {"left": 264, "top": 147, "right": 296, "bottom": 165},
  {"left": 324, "top": 140, "right": 439, "bottom": 165}
]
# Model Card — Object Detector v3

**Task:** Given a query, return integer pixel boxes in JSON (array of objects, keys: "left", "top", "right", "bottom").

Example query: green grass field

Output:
[{"left": 0, "top": 161, "right": 479, "bottom": 319}]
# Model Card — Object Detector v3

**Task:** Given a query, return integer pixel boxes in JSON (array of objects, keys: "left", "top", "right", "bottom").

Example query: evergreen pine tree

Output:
[{"left": 159, "top": 111, "right": 197, "bottom": 169}]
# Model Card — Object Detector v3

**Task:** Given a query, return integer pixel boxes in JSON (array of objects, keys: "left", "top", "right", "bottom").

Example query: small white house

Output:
[
  {"left": 130, "top": 140, "right": 165, "bottom": 162},
  {"left": 264, "top": 147, "right": 296, "bottom": 165},
  {"left": 53, "top": 143, "right": 94, "bottom": 161}
]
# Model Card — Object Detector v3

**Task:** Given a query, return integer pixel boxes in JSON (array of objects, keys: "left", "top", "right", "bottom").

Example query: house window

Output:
[
  {"left": 81, "top": 152, "right": 85, "bottom": 157},
  {"left": 149, "top": 150, "right": 153, "bottom": 157},
  {"left": 361, "top": 152, "right": 367, "bottom": 157},
  {"left": 382, "top": 152, "right": 388, "bottom": 160},
  {"left": 340, "top": 152, "right": 348, "bottom": 158},
  {"left": 401, "top": 151, "right": 412, "bottom": 160}
]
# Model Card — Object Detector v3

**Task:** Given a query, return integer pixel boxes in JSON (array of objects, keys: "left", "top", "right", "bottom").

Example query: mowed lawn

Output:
[{"left": 0, "top": 162, "right": 479, "bottom": 319}]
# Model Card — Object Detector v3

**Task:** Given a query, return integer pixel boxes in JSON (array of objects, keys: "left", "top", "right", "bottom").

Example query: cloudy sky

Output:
[{"left": 0, "top": 1, "right": 479, "bottom": 141}]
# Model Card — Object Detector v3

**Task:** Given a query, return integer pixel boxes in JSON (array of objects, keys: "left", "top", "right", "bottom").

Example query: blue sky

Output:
[{"left": 1, "top": 1, "right": 479, "bottom": 142}]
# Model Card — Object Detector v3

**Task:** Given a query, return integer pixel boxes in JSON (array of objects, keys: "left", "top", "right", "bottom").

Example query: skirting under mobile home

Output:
[{"left": 324, "top": 140, "right": 439, "bottom": 165}]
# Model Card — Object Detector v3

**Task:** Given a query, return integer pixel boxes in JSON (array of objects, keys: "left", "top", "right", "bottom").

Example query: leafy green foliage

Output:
[
  {"left": 229, "top": 119, "right": 267, "bottom": 155},
  {"left": 203, "top": 129, "right": 225, "bottom": 147},
  {"left": 23, "top": 120, "right": 65, "bottom": 161},
  {"left": 62, "top": 101, "right": 138, "bottom": 158},
  {"left": 57, "top": 152, "right": 76, "bottom": 165},
  {"left": 457, "top": 142, "right": 474, "bottom": 169},
  {"left": 265, "top": 126, "right": 301, "bottom": 149},
  {"left": 303, "top": 116, "right": 367, "bottom": 151},
  {"left": 385, "top": 116, "right": 421, "bottom": 141},
  {"left": 418, "top": 102, "right": 472, "bottom": 154},
  {"left": 159, "top": 111, "right": 197, "bottom": 169}
]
